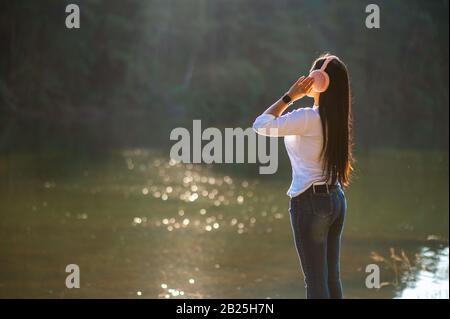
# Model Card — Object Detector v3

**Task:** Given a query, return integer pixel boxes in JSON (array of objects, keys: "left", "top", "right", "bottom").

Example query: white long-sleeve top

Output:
[{"left": 252, "top": 105, "right": 332, "bottom": 197}]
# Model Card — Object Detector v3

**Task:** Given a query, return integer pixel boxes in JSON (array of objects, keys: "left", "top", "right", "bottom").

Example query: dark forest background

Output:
[{"left": 0, "top": 0, "right": 448, "bottom": 154}]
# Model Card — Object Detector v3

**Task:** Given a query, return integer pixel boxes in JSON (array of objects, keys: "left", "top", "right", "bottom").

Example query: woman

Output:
[{"left": 252, "top": 54, "right": 353, "bottom": 299}]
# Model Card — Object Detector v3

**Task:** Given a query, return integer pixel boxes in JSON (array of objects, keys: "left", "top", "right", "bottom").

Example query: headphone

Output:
[{"left": 309, "top": 55, "right": 340, "bottom": 93}]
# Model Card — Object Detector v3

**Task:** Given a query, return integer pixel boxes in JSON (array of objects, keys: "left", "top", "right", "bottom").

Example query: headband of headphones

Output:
[{"left": 319, "top": 55, "right": 340, "bottom": 71}]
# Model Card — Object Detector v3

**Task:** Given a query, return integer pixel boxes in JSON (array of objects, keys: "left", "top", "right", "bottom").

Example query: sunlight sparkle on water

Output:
[{"left": 397, "top": 247, "right": 449, "bottom": 299}]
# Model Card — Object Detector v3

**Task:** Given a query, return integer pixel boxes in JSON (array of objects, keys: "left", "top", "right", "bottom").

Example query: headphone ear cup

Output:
[
  {"left": 320, "top": 72, "right": 330, "bottom": 92},
  {"left": 310, "top": 70, "right": 330, "bottom": 93}
]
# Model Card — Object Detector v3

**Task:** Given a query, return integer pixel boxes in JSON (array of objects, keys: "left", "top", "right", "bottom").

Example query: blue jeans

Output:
[{"left": 289, "top": 183, "right": 347, "bottom": 299}]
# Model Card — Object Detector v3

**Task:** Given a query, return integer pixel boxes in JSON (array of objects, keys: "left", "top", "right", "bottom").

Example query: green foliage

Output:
[{"left": 0, "top": 0, "right": 448, "bottom": 151}]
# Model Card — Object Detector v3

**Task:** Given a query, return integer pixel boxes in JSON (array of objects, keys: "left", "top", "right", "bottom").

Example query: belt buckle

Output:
[{"left": 313, "top": 183, "right": 329, "bottom": 194}]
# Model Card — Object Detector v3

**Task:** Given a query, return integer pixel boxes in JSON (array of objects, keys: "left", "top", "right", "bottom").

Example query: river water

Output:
[{"left": 0, "top": 148, "right": 448, "bottom": 298}]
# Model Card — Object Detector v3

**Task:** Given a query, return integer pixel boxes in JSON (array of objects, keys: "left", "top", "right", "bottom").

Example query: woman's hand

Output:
[
  {"left": 287, "top": 76, "right": 314, "bottom": 102},
  {"left": 259, "top": 75, "right": 315, "bottom": 118}
]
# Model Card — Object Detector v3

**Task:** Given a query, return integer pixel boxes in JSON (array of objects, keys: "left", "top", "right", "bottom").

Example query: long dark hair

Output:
[{"left": 311, "top": 54, "right": 353, "bottom": 187}]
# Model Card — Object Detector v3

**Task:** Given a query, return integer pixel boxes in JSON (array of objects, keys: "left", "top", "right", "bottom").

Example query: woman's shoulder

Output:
[
  {"left": 304, "top": 106, "right": 322, "bottom": 133},
  {"left": 291, "top": 106, "right": 321, "bottom": 123},
  {"left": 300, "top": 106, "right": 321, "bottom": 121},
  {"left": 296, "top": 105, "right": 319, "bottom": 113},
  {"left": 292, "top": 105, "right": 318, "bottom": 116}
]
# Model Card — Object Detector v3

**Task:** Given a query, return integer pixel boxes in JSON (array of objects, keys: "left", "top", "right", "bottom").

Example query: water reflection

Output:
[
  {"left": 397, "top": 247, "right": 449, "bottom": 299},
  {"left": 0, "top": 148, "right": 447, "bottom": 298}
]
